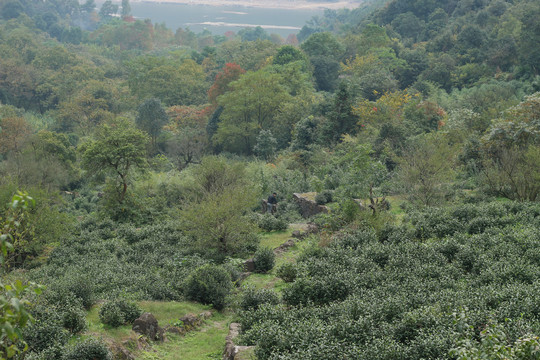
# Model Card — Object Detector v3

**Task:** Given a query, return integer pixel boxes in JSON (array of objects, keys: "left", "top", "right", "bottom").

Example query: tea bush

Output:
[
  {"left": 240, "top": 286, "right": 280, "bottom": 311},
  {"left": 253, "top": 247, "right": 275, "bottom": 273},
  {"left": 63, "top": 338, "right": 112, "bottom": 360},
  {"left": 184, "top": 264, "right": 232, "bottom": 310},
  {"left": 99, "top": 299, "right": 142, "bottom": 327},
  {"left": 276, "top": 263, "right": 297, "bottom": 283},
  {"left": 256, "top": 214, "right": 288, "bottom": 232},
  {"left": 239, "top": 202, "right": 540, "bottom": 359},
  {"left": 315, "top": 190, "right": 333, "bottom": 205}
]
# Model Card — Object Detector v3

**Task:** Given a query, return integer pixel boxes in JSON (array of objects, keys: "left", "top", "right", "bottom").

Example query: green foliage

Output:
[
  {"left": 451, "top": 317, "right": 540, "bottom": 360},
  {"left": 80, "top": 118, "right": 149, "bottom": 205},
  {"left": 0, "top": 191, "right": 42, "bottom": 359},
  {"left": 240, "top": 286, "right": 280, "bottom": 311},
  {"left": 135, "top": 98, "right": 168, "bottom": 148},
  {"left": 180, "top": 157, "right": 259, "bottom": 259},
  {"left": 240, "top": 202, "right": 540, "bottom": 359},
  {"left": 184, "top": 264, "right": 232, "bottom": 310},
  {"left": 276, "top": 263, "right": 297, "bottom": 283},
  {"left": 253, "top": 247, "right": 275, "bottom": 274},
  {"left": 63, "top": 338, "right": 112, "bottom": 360},
  {"left": 315, "top": 190, "right": 333, "bottom": 205},
  {"left": 99, "top": 299, "right": 141, "bottom": 327},
  {"left": 256, "top": 214, "right": 288, "bottom": 232}
]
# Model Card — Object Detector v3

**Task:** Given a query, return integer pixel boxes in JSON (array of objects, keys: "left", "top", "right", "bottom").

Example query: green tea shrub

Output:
[
  {"left": 276, "top": 263, "right": 297, "bottom": 283},
  {"left": 62, "top": 305, "right": 87, "bottom": 334},
  {"left": 257, "top": 214, "right": 288, "bottom": 232},
  {"left": 99, "top": 301, "right": 124, "bottom": 327},
  {"left": 99, "top": 299, "right": 142, "bottom": 327},
  {"left": 184, "top": 264, "right": 232, "bottom": 310},
  {"left": 315, "top": 190, "right": 333, "bottom": 205},
  {"left": 253, "top": 247, "right": 275, "bottom": 273},
  {"left": 240, "top": 286, "right": 280, "bottom": 311},
  {"left": 23, "top": 318, "right": 69, "bottom": 353},
  {"left": 63, "top": 338, "right": 112, "bottom": 360},
  {"left": 239, "top": 201, "right": 540, "bottom": 359}
]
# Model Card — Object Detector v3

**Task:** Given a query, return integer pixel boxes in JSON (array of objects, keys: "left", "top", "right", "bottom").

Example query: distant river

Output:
[{"left": 129, "top": 2, "right": 323, "bottom": 36}]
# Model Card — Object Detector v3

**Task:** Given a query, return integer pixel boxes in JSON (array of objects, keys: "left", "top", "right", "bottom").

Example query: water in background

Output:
[{"left": 130, "top": 2, "right": 323, "bottom": 36}]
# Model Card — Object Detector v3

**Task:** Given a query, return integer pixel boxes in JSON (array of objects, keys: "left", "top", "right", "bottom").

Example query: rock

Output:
[
  {"left": 163, "top": 325, "right": 186, "bottom": 336},
  {"left": 132, "top": 313, "right": 164, "bottom": 342},
  {"left": 199, "top": 311, "right": 212, "bottom": 320},
  {"left": 244, "top": 259, "right": 255, "bottom": 272},
  {"left": 223, "top": 323, "right": 241, "bottom": 360},
  {"left": 293, "top": 193, "right": 328, "bottom": 218},
  {"left": 274, "top": 239, "right": 296, "bottom": 254},
  {"left": 109, "top": 344, "right": 135, "bottom": 360},
  {"left": 179, "top": 313, "right": 199, "bottom": 330},
  {"left": 291, "top": 230, "right": 302, "bottom": 239},
  {"left": 305, "top": 222, "right": 319, "bottom": 234}
]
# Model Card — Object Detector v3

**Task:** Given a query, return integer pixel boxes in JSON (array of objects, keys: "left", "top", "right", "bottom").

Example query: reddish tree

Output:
[
  {"left": 0, "top": 117, "right": 31, "bottom": 155},
  {"left": 207, "top": 63, "right": 246, "bottom": 108},
  {"left": 286, "top": 33, "right": 298, "bottom": 46}
]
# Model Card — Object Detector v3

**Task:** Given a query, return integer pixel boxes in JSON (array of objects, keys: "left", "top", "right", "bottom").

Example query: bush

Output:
[
  {"left": 276, "top": 263, "right": 297, "bottom": 283},
  {"left": 240, "top": 286, "right": 280, "bottom": 311},
  {"left": 99, "top": 302, "right": 124, "bottom": 327},
  {"left": 257, "top": 214, "right": 288, "bottom": 232},
  {"left": 62, "top": 305, "right": 87, "bottom": 334},
  {"left": 63, "top": 338, "right": 112, "bottom": 360},
  {"left": 253, "top": 247, "right": 275, "bottom": 273},
  {"left": 184, "top": 264, "right": 232, "bottom": 310},
  {"left": 99, "top": 299, "right": 142, "bottom": 327},
  {"left": 315, "top": 190, "right": 333, "bottom": 205}
]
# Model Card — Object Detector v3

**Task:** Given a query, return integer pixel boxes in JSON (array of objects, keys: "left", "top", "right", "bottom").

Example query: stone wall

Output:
[{"left": 293, "top": 193, "right": 328, "bottom": 218}]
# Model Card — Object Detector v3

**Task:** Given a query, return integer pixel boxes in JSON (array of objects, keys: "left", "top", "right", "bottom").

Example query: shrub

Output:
[
  {"left": 184, "top": 264, "right": 232, "bottom": 310},
  {"left": 240, "top": 287, "right": 280, "bottom": 311},
  {"left": 63, "top": 338, "right": 112, "bottom": 360},
  {"left": 257, "top": 214, "right": 288, "bottom": 232},
  {"left": 62, "top": 305, "right": 87, "bottom": 334},
  {"left": 276, "top": 263, "right": 297, "bottom": 283},
  {"left": 99, "top": 302, "right": 124, "bottom": 327},
  {"left": 253, "top": 247, "right": 275, "bottom": 273},
  {"left": 99, "top": 299, "right": 142, "bottom": 327},
  {"left": 315, "top": 190, "right": 333, "bottom": 205}
]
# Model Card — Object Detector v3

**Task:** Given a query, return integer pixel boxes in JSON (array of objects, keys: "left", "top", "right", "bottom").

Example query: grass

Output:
[
  {"left": 86, "top": 301, "right": 225, "bottom": 359},
  {"left": 139, "top": 312, "right": 233, "bottom": 360}
]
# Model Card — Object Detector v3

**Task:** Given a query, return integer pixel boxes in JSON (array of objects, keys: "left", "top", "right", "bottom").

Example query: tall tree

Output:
[
  {"left": 135, "top": 98, "right": 168, "bottom": 150},
  {"left": 121, "top": 0, "right": 131, "bottom": 18},
  {"left": 216, "top": 70, "right": 291, "bottom": 154},
  {"left": 80, "top": 118, "right": 148, "bottom": 204}
]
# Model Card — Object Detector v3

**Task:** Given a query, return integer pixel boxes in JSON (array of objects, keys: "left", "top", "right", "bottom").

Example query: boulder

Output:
[
  {"left": 132, "top": 313, "right": 164, "bottom": 342},
  {"left": 293, "top": 193, "right": 328, "bottom": 218},
  {"left": 179, "top": 313, "right": 199, "bottom": 330},
  {"left": 243, "top": 259, "right": 255, "bottom": 272},
  {"left": 109, "top": 344, "right": 135, "bottom": 360},
  {"left": 291, "top": 230, "right": 302, "bottom": 239},
  {"left": 274, "top": 239, "right": 296, "bottom": 254}
]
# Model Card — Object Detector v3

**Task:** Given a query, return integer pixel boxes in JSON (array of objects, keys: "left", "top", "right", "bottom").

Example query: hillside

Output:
[{"left": 0, "top": 0, "right": 539, "bottom": 358}]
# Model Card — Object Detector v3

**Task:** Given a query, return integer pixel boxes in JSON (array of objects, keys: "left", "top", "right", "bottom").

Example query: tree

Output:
[
  {"left": 321, "top": 82, "right": 358, "bottom": 143},
  {"left": 165, "top": 105, "right": 210, "bottom": 169},
  {"left": 98, "top": 0, "right": 118, "bottom": 21},
  {"left": 179, "top": 157, "right": 258, "bottom": 260},
  {"left": 135, "top": 98, "right": 168, "bottom": 150},
  {"left": 397, "top": 134, "right": 456, "bottom": 206},
  {"left": 207, "top": 63, "right": 245, "bottom": 108},
  {"left": 253, "top": 130, "right": 277, "bottom": 160},
  {"left": 0, "top": 192, "right": 42, "bottom": 359},
  {"left": 216, "top": 70, "right": 291, "bottom": 154},
  {"left": 121, "top": 0, "right": 131, "bottom": 18},
  {"left": 80, "top": 118, "right": 148, "bottom": 204}
]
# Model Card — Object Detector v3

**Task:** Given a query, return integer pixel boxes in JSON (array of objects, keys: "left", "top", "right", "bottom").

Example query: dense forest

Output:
[{"left": 0, "top": 0, "right": 539, "bottom": 358}]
